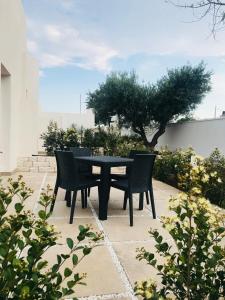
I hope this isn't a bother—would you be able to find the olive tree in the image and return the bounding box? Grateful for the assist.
[87,63,211,148]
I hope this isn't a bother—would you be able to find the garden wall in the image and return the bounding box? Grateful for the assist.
[17,156,56,173]
[153,117,225,157]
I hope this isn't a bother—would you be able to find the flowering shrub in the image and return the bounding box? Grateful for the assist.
[153,147,194,187]
[204,148,225,208]
[154,147,225,208]
[135,174,225,299]
[0,176,103,299]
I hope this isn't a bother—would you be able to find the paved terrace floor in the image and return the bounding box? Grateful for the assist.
[2,171,179,300]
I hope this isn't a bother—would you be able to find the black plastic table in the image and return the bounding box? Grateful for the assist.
[74,156,133,220]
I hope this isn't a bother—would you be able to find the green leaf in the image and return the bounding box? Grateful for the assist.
[67,280,76,289]
[78,225,85,232]
[61,254,70,260]
[57,255,62,264]
[38,210,46,220]
[64,267,72,277]
[83,247,91,256]
[37,261,48,270]
[66,238,74,250]
[72,254,78,265]
[0,246,8,257]
[15,203,23,213]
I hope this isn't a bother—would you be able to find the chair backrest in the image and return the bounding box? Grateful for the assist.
[70,147,92,174]
[128,154,156,193]
[129,149,150,158]
[70,147,92,157]
[55,150,79,190]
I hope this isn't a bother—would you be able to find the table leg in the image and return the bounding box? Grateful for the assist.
[98,165,111,220]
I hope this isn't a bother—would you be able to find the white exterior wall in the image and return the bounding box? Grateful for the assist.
[0,0,39,172]
[153,118,225,157]
[38,109,95,151]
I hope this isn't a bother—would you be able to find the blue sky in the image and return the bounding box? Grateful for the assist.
[22,0,225,118]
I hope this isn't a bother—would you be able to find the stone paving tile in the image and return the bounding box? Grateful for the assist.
[113,241,161,287]
[49,217,99,245]
[42,244,126,298]
[101,216,171,242]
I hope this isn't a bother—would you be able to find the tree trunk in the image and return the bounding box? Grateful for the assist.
[132,126,149,147]
[148,124,166,149]
[133,124,166,149]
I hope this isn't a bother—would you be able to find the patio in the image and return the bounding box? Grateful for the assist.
[2,171,179,299]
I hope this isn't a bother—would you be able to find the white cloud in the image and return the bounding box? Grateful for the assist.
[27,40,38,53]
[27,22,118,72]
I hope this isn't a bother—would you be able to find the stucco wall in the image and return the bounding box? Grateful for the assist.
[153,118,225,157]
[0,0,39,172]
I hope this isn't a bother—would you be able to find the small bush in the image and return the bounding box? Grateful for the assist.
[154,147,225,208]
[135,164,225,300]
[40,121,65,155]
[0,176,103,299]
[40,121,80,155]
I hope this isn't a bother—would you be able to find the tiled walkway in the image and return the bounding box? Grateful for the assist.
[2,172,179,300]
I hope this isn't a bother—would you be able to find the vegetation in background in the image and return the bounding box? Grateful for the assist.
[0,176,103,299]
[154,147,225,208]
[87,63,211,148]
[40,121,65,155]
[135,165,225,299]
[41,122,147,156]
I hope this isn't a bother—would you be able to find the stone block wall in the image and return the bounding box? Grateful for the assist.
[17,156,56,172]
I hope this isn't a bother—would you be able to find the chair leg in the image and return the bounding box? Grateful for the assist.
[88,187,91,197]
[139,193,144,210]
[145,191,150,205]
[65,191,71,207]
[149,186,156,219]
[128,192,133,226]
[123,191,128,210]
[81,190,85,209]
[70,191,77,224]
[84,189,88,208]
[50,184,58,213]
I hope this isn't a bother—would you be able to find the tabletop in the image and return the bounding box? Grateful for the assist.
[74,155,133,167]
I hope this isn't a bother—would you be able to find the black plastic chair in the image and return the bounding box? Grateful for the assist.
[111,150,151,205]
[53,149,72,207]
[111,154,156,226]
[70,147,100,196]
[50,151,99,224]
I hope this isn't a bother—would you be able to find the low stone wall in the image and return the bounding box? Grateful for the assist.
[17,156,56,173]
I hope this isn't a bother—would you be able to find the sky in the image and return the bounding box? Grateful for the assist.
[22,0,225,119]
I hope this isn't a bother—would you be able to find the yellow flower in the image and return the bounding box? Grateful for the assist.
[202,174,209,183]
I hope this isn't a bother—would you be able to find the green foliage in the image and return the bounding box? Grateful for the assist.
[40,121,65,155]
[135,167,225,300]
[87,64,211,147]
[0,176,103,299]
[40,121,80,155]
[63,124,80,149]
[41,121,148,156]
[154,147,225,208]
